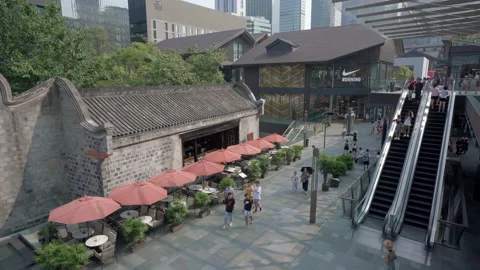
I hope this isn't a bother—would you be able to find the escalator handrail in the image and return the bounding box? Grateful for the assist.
[426,88,456,249]
[384,91,432,239]
[352,90,409,226]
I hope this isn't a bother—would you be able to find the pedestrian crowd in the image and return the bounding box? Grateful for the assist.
[222,182,262,230]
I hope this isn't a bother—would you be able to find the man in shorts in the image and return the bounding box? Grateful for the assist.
[223,193,235,230]
[243,193,254,229]
[363,149,370,171]
[253,181,262,213]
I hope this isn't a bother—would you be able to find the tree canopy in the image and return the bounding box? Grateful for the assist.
[392,66,415,81]
[1,0,228,94]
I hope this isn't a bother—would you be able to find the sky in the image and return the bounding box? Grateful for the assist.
[184,0,312,30]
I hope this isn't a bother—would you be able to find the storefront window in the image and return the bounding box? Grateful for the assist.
[261,93,304,120]
[259,65,305,88]
[332,61,370,88]
[310,95,330,114]
[332,95,367,119]
[311,65,333,88]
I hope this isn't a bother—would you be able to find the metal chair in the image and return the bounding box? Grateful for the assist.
[94,245,118,269]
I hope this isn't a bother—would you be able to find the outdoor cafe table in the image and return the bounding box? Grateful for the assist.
[120,210,139,219]
[200,188,217,194]
[85,235,108,248]
[138,216,153,224]
[72,228,94,239]
[188,184,203,191]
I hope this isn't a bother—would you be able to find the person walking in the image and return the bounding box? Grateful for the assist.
[224,184,235,198]
[342,126,347,140]
[439,86,449,113]
[393,114,403,140]
[383,240,397,270]
[301,168,310,195]
[414,77,424,104]
[245,182,254,199]
[291,171,299,192]
[243,193,254,229]
[223,193,235,229]
[253,181,262,213]
[403,111,413,137]
[363,149,370,171]
[431,83,440,108]
[343,139,349,154]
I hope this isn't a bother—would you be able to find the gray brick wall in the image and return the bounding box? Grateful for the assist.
[0,90,71,236]
[101,135,174,195]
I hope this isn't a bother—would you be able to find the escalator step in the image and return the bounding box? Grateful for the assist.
[406,205,430,214]
[403,217,428,228]
[408,198,432,207]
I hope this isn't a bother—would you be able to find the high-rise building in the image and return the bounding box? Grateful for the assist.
[311,0,342,28]
[215,0,246,16]
[245,16,272,35]
[279,0,306,32]
[246,0,272,23]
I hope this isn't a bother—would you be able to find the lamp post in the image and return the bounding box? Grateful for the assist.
[310,145,320,224]
[322,119,331,149]
[303,110,308,147]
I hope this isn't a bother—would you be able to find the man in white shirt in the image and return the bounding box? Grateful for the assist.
[253,181,262,213]
[224,184,235,199]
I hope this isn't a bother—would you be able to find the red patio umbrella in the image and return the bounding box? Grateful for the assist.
[182,159,225,176]
[48,196,121,224]
[148,169,196,188]
[204,149,242,163]
[262,133,289,143]
[227,143,261,155]
[109,181,167,205]
[246,138,276,149]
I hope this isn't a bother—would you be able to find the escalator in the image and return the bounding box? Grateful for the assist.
[368,100,420,219]
[404,101,449,229]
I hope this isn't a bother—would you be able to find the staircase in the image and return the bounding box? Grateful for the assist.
[404,101,448,229]
[369,100,419,219]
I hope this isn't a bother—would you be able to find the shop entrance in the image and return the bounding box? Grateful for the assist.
[181,122,239,166]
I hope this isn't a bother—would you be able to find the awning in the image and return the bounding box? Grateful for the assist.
[333,0,480,39]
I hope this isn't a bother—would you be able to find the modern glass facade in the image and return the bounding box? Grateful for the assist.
[279,0,306,32]
[245,16,272,34]
[311,0,342,28]
[58,0,130,48]
[259,65,305,88]
[215,0,245,16]
[261,93,305,120]
[246,0,273,23]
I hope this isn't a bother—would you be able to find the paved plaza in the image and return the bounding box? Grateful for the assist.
[66,122,477,270]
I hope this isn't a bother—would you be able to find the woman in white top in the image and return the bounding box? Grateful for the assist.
[439,86,449,113]
[403,111,414,137]
[431,83,440,108]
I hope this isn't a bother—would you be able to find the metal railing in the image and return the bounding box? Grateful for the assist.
[351,90,409,227]
[339,161,377,222]
[383,90,431,239]
[427,86,457,249]
[282,120,297,137]
[371,79,409,92]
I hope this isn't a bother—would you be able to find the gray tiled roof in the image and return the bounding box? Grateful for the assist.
[232,24,387,66]
[156,29,252,52]
[80,84,257,137]
[251,33,268,43]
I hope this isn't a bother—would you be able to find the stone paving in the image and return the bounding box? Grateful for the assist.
[69,122,477,270]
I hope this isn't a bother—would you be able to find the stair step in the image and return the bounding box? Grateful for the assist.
[403,217,428,228]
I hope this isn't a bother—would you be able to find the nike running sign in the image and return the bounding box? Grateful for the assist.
[342,69,360,76]
[342,69,361,82]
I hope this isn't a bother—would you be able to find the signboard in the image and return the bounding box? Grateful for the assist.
[427,71,435,78]
[342,69,361,82]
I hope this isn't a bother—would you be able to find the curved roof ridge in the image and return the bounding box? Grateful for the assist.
[0,73,54,107]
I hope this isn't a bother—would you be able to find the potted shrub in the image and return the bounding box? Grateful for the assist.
[38,223,59,244]
[247,160,262,181]
[34,240,88,270]
[166,203,188,233]
[292,145,304,161]
[219,177,236,191]
[258,156,271,178]
[318,154,335,191]
[194,192,211,218]
[122,217,148,252]
[337,155,354,170]
[272,151,286,170]
[285,147,294,165]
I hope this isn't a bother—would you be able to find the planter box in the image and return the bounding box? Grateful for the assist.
[169,223,183,233]
[198,209,211,218]
[330,178,340,188]
[130,241,145,253]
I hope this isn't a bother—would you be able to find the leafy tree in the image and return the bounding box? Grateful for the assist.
[0,0,103,93]
[186,48,227,84]
[34,240,88,270]
[80,26,118,56]
[392,66,415,81]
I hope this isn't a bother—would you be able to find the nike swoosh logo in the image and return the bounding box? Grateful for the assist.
[342,69,360,76]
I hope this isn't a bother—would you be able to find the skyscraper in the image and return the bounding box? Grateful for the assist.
[279,0,306,32]
[311,0,342,28]
[246,0,272,23]
[215,0,245,16]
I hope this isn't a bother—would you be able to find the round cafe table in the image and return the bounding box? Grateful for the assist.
[120,210,139,219]
[85,235,108,248]
[201,188,217,194]
[138,216,153,224]
[72,228,94,239]
[188,184,202,191]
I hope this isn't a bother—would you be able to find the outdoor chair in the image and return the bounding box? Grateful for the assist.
[147,209,165,233]
[101,230,117,250]
[94,245,118,269]
[56,227,68,239]
[140,205,149,216]
[92,222,104,237]
[210,182,219,189]
[66,224,79,233]
[86,248,95,259]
